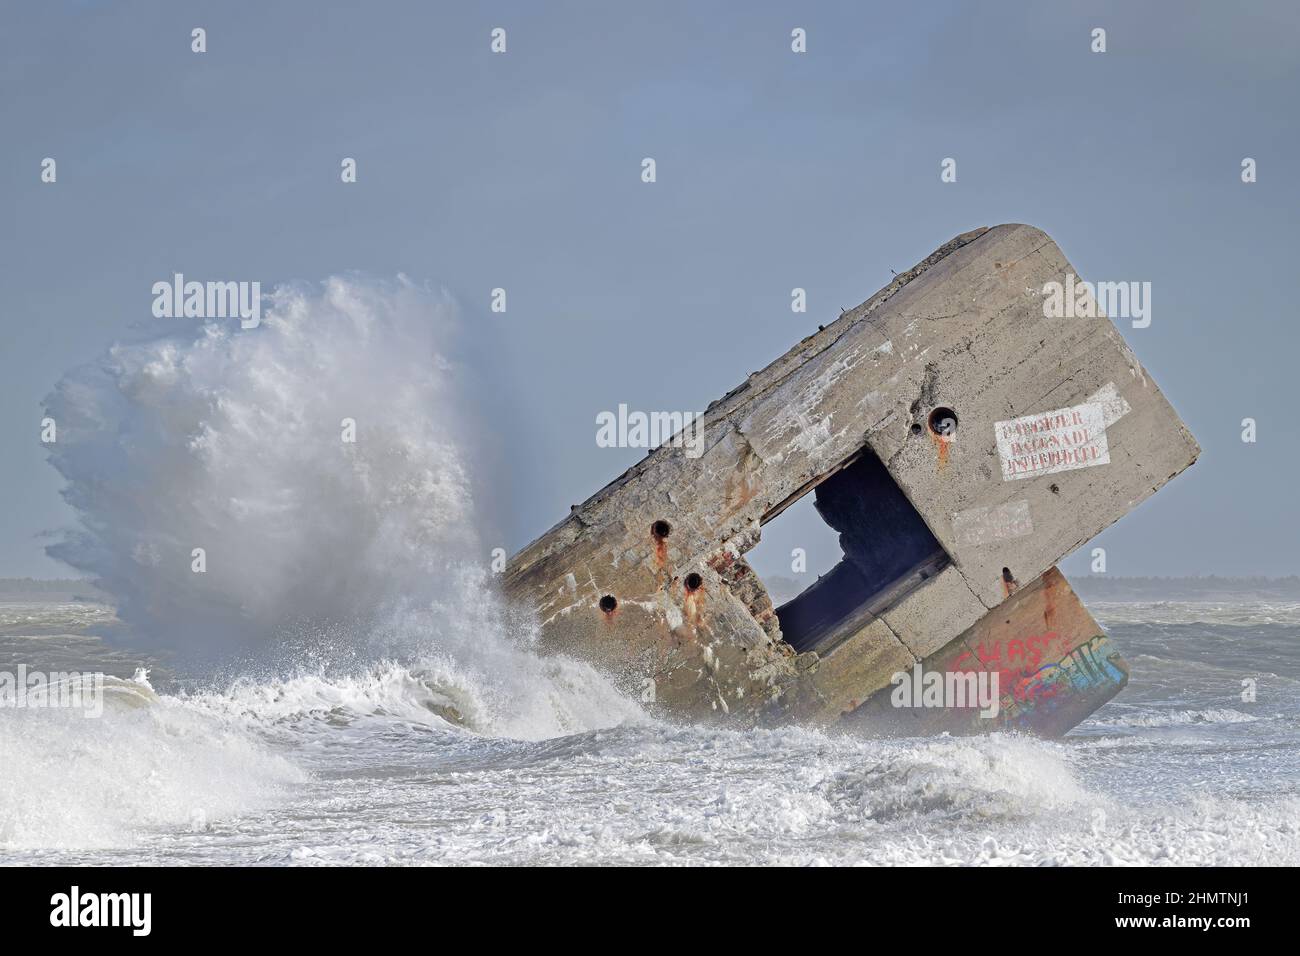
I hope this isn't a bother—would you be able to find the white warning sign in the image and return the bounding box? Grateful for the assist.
[995,401,1110,481]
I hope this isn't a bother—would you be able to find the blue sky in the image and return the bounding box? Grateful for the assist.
[2,1,1297,578]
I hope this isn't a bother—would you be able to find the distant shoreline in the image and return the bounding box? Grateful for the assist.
[3,575,1300,606]
[0,578,111,603]
[758,573,1300,605]
[1066,574,1300,602]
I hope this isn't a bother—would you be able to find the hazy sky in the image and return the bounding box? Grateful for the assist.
[2,1,1297,579]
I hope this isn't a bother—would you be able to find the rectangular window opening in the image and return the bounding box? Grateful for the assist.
[748,447,950,655]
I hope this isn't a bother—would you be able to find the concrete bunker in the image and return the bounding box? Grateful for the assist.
[503,224,1201,734]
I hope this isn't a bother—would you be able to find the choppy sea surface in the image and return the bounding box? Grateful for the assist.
[1,598,1296,866]
[7,279,1296,865]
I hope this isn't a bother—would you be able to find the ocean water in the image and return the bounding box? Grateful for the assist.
[4,277,1296,865]
[1,598,1296,866]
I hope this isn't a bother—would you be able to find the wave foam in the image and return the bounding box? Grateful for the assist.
[0,672,303,851]
[37,276,640,738]
[1087,708,1261,728]
[43,277,480,652]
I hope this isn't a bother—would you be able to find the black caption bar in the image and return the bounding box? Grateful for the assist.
[0,865,1284,942]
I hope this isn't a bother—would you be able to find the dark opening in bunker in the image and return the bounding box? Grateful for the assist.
[928,407,958,437]
[757,448,949,655]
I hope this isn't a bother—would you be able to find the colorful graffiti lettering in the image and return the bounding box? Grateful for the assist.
[949,632,1125,708]
[954,632,1065,671]
[908,631,1130,738]
[952,631,1066,699]
[1020,635,1126,701]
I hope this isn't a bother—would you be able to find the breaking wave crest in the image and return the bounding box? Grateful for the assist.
[39,276,637,731]
[4,277,650,851]
[38,289,633,681]
[0,670,304,851]
[1,651,643,852]
[185,641,647,743]
[43,276,484,652]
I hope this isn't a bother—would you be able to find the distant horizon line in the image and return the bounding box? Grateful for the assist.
[4,574,1299,585]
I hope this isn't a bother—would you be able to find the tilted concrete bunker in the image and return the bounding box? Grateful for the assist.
[504,225,1199,735]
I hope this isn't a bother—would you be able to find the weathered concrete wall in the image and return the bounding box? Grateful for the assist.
[503,224,1199,727]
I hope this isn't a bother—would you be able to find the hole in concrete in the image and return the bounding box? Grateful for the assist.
[910,423,923,435]
[599,595,618,613]
[651,519,671,539]
[751,447,951,655]
[928,407,958,437]
[1001,567,1015,583]
[745,495,842,598]
[684,572,703,592]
